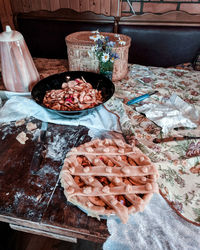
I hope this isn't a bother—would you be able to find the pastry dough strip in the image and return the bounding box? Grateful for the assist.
[64,164,157,177]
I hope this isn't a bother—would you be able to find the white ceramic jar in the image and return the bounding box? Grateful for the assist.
[0,25,40,92]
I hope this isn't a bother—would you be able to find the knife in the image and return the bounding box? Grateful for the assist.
[126,91,158,105]
[153,136,200,144]
[30,121,48,174]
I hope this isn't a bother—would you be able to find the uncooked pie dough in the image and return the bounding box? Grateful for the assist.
[16,131,29,144]
[60,138,159,223]
[26,122,37,131]
[15,119,25,126]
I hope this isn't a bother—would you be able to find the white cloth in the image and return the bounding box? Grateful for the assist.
[0,95,120,132]
[103,194,200,250]
[136,94,199,134]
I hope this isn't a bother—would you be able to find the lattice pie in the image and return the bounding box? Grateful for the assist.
[60,138,159,223]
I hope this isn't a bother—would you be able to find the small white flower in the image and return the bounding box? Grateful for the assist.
[101,53,109,62]
[89,35,101,41]
[118,40,126,45]
[91,30,99,34]
[91,45,97,51]
[114,34,120,38]
[110,57,115,63]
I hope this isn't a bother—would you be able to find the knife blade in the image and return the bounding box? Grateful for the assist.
[153,136,200,144]
[30,121,48,174]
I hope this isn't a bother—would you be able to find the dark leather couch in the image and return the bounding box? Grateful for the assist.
[118,25,200,67]
[14,9,200,68]
[15,9,115,59]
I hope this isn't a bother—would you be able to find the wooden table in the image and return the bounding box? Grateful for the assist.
[0,118,109,243]
[1,58,200,248]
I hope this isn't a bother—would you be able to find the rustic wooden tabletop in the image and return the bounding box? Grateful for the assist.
[0,118,109,243]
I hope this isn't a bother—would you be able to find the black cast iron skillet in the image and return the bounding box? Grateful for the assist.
[31,71,115,118]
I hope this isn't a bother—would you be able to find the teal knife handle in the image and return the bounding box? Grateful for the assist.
[127,94,150,105]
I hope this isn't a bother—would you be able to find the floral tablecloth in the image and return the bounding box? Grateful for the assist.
[1,58,199,226]
[105,64,200,226]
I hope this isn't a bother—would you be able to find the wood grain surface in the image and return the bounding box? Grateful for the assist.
[0,117,109,243]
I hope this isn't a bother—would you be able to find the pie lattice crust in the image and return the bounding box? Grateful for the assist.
[60,138,159,223]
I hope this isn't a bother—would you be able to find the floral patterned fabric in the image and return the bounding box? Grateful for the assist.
[105,64,200,226]
[170,62,194,71]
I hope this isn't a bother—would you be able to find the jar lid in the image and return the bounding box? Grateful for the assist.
[0,25,24,42]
